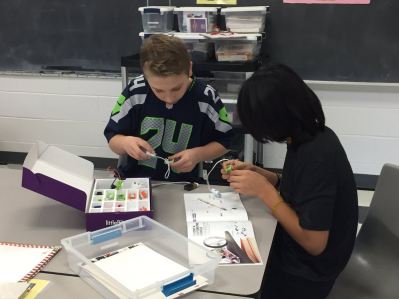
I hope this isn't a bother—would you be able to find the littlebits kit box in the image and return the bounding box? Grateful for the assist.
[22,142,153,231]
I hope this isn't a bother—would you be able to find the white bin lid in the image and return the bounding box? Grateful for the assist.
[173,32,207,40]
[139,6,175,13]
[174,7,219,12]
[221,6,268,13]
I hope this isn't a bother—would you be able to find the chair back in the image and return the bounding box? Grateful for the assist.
[359,163,399,239]
[328,163,399,299]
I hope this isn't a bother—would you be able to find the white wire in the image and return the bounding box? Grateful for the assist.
[148,152,229,186]
[147,152,171,180]
[205,158,229,192]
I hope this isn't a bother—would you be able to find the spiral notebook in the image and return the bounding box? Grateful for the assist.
[0,242,61,282]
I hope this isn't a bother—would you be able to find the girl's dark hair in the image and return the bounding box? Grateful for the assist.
[237,63,325,145]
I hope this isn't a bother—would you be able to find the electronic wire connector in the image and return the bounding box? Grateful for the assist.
[210,188,222,198]
[205,158,229,198]
[146,151,171,179]
[225,164,233,174]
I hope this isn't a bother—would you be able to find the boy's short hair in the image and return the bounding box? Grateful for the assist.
[140,34,190,77]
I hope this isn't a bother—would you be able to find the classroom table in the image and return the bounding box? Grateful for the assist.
[35,273,249,299]
[0,165,276,298]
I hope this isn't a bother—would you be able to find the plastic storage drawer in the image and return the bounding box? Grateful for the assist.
[139,6,175,33]
[140,32,214,62]
[221,6,268,33]
[214,34,262,62]
[174,32,214,62]
[205,71,247,94]
[174,7,218,33]
[61,216,220,299]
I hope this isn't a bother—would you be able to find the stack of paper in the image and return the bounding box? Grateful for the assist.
[82,242,208,298]
[0,242,60,282]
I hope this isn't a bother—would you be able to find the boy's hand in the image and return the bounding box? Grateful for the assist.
[169,148,200,173]
[221,160,254,181]
[123,136,154,161]
[228,169,274,198]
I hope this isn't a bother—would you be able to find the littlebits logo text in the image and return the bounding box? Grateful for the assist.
[105,220,122,226]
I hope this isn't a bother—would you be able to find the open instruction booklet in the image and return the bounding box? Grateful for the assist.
[184,192,262,265]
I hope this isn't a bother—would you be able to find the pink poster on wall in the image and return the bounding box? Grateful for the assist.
[283,0,370,4]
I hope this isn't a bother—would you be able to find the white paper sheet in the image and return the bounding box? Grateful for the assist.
[0,243,59,282]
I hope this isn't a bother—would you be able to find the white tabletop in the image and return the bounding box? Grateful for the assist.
[0,165,276,297]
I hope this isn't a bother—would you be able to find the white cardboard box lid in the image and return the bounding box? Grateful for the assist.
[23,141,94,201]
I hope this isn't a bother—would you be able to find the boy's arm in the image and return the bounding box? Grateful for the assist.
[109,134,153,161]
[198,85,234,156]
[104,75,152,161]
[191,141,228,161]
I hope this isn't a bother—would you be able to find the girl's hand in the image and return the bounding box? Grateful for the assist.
[228,169,274,198]
[221,160,254,181]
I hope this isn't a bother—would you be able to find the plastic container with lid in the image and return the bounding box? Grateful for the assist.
[138,6,175,33]
[61,216,220,299]
[174,7,219,33]
[173,33,214,62]
[221,6,268,33]
[210,71,247,94]
[139,32,214,62]
[214,34,262,62]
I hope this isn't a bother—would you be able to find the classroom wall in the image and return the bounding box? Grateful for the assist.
[0,74,119,158]
[1,75,399,175]
[262,81,399,175]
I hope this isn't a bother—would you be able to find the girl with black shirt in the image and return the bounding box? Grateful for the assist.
[221,64,358,299]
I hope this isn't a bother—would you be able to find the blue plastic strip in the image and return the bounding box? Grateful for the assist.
[90,229,122,245]
[162,273,196,297]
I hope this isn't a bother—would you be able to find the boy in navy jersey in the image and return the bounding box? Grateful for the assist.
[104,34,233,181]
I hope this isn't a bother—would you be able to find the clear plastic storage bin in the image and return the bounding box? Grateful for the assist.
[201,72,246,95]
[174,7,218,33]
[221,6,268,33]
[223,100,240,126]
[140,32,214,62]
[214,34,262,62]
[174,33,214,62]
[61,216,220,299]
[139,6,175,32]
[209,71,247,94]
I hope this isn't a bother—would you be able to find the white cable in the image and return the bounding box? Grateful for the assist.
[146,152,229,191]
[146,152,171,180]
[205,158,229,197]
